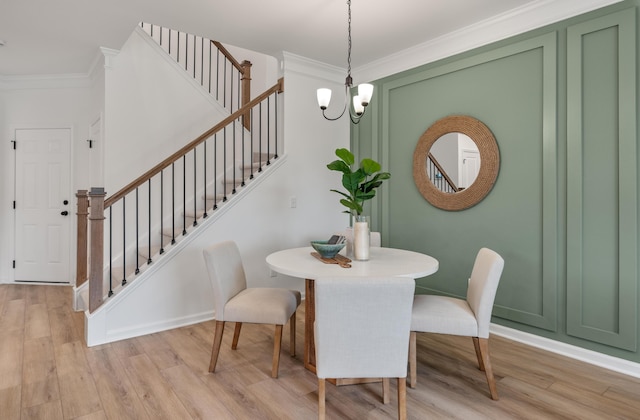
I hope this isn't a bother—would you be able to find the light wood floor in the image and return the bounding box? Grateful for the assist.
[1,284,639,419]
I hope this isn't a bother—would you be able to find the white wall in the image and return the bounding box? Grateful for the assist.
[104,27,231,194]
[0,78,101,283]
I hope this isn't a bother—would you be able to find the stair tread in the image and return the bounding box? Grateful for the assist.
[184,209,208,219]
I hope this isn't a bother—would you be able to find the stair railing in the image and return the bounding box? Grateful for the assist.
[139,23,252,129]
[427,153,461,193]
[77,78,283,312]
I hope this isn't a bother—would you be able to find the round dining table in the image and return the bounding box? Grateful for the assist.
[266,246,439,380]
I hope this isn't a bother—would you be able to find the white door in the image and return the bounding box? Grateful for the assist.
[14,128,72,283]
[461,149,480,189]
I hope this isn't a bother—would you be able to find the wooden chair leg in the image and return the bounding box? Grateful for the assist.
[289,312,296,357]
[209,320,225,372]
[476,337,499,400]
[272,324,283,378]
[472,337,486,371]
[318,378,326,420]
[409,331,417,388]
[382,378,390,404]
[398,377,407,420]
[231,322,242,350]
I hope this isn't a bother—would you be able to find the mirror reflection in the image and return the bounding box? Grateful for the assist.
[412,115,499,211]
[428,133,480,193]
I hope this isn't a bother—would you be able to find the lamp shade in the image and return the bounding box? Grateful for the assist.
[352,95,364,116]
[317,88,332,110]
[358,83,374,106]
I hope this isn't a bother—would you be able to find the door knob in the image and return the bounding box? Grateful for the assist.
[61,211,69,216]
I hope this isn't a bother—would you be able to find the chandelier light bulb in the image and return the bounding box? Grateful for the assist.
[358,84,373,106]
[352,95,364,116]
[317,88,332,110]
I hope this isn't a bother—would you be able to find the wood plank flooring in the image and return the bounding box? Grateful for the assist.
[1,283,639,419]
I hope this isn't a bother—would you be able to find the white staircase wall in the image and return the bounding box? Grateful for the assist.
[103,26,232,195]
[86,157,281,345]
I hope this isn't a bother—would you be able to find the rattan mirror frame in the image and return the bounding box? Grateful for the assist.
[413,115,499,211]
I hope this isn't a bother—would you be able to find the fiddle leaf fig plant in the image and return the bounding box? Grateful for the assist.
[327,148,391,216]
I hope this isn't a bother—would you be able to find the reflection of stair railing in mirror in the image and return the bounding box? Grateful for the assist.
[427,153,460,193]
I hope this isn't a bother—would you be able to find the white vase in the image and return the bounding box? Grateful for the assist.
[353,215,370,261]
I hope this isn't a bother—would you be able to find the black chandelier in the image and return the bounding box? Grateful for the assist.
[317,0,373,124]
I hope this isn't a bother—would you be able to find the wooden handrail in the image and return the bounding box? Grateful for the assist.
[428,153,460,192]
[104,77,284,208]
[211,41,252,130]
[212,41,245,74]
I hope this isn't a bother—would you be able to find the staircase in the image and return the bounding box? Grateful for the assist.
[74,24,284,345]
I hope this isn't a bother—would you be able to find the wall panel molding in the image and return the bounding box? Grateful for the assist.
[566,9,637,351]
[380,32,558,331]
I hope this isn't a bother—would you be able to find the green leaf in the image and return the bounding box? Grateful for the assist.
[330,189,352,200]
[327,160,350,174]
[342,171,365,194]
[355,189,376,201]
[335,148,355,166]
[361,180,382,193]
[360,158,381,175]
[339,199,360,213]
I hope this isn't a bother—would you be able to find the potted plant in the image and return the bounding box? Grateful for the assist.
[327,148,391,216]
[327,148,390,260]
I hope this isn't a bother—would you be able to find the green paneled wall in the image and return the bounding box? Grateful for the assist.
[355,2,639,361]
[567,10,637,351]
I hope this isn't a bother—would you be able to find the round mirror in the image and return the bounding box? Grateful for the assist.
[429,132,480,193]
[413,115,499,211]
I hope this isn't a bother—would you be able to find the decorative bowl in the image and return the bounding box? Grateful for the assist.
[310,240,346,259]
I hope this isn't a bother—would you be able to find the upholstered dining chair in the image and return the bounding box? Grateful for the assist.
[203,240,301,378]
[314,276,415,420]
[409,247,504,400]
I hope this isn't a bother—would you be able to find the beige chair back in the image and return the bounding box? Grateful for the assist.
[314,276,415,379]
[466,247,505,338]
[203,240,248,321]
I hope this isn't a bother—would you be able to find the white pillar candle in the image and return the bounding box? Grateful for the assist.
[353,221,370,261]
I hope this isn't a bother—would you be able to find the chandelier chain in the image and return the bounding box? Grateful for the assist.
[347,0,352,80]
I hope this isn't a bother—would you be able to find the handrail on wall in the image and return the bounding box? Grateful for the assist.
[77,78,284,313]
[428,153,460,193]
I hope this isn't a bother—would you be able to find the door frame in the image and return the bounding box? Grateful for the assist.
[460,148,480,189]
[9,123,76,284]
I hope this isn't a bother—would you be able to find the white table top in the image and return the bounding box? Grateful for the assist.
[266,246,439,280]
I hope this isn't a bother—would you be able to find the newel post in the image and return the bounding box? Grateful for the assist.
[241,60,252,130]
[88,187,106,312]
[75,190,89,288]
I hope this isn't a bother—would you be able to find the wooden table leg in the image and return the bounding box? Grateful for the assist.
[304,279,316,373]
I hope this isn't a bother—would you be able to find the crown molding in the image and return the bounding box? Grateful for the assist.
[0,47,118,91]
[0,72,92,90]
[281,51,345,84]
[355,0,624,82]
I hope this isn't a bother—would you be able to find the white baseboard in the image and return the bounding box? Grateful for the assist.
[491,323,640,379]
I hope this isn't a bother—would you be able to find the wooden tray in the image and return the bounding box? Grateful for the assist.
[311,252,352,268]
